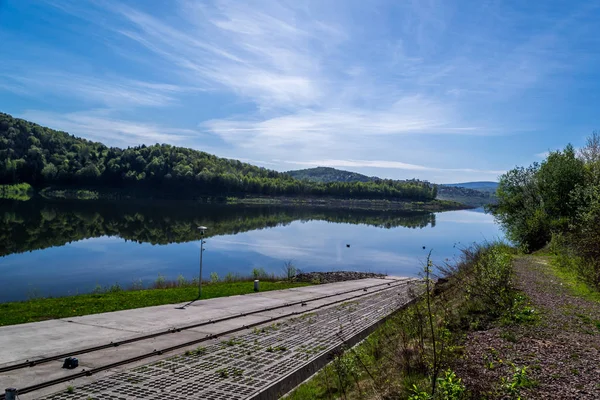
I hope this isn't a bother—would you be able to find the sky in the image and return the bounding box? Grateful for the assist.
[1,0,599,183]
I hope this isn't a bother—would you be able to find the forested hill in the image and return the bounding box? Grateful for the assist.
[0,112,437,201]
[287,166,497,206]
[287,167,374,183]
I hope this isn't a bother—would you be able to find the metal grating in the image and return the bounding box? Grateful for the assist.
[38,282,418,400]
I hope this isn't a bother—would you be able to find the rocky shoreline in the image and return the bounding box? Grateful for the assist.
[295,271,386,284]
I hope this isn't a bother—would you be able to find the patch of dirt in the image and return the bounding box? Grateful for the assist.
[456,256,600,399]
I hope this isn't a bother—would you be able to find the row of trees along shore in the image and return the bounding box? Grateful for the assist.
[0,112,437,200]
[492,131,600,288]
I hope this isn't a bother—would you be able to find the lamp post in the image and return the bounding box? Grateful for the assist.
[198,226,207,299]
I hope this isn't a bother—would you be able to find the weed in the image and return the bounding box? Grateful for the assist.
[66,386,75,394]
[501,294,538,325]
[436,370,466,399]
[500,330,518,343]
[216,368,229,378]
[283,260,297,282]
[501,364,537,399]
[108,283,122,293]
[252,267,269,280]
[155,274,166,289]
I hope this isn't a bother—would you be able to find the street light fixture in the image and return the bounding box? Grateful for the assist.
[198,226,207,299]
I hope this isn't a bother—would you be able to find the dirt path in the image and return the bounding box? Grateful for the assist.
[457,256,600,399]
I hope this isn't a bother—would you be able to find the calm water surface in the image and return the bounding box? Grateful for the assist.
[0,199,502,302]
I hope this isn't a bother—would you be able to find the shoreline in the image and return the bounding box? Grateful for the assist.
[31,186,471,212]
[0,280,310,327]
[0,271,391,327]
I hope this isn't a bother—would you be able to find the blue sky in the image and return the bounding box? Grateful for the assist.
[1,0,599,183]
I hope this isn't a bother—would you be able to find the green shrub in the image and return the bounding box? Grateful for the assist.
[252,267,269,280]
[466,246,514,316]
[436,370,466,399]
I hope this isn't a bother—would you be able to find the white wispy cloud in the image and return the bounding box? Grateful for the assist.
[20,109,199,146]
[5,0,598,181]
[0,71,188,108]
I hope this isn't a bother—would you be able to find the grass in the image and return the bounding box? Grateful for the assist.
[541,254,600,303]
[0,281,311,327]
[287,243,531,400]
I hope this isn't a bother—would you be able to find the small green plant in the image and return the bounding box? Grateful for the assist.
[283,260,297,282]
[177,274,187,286]
[216,368,229,378]
[194,346,207,355]
[501,294,538,325]
[500,330,518,343]
[265,345,286,353]
[66,386,75,394]
[436,370,466,399]
[408,385,431,400]
[210,272,219,283]
[155,274,166,289]
[131,279,144,290]
[252,267,269,280]
[501,364,536,399]
[108,283,122,293]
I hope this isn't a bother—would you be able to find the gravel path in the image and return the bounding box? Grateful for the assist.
[457,256,600,399]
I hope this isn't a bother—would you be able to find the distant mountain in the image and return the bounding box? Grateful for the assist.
[445,181,498,194]
[445,181,498,189]
[286,167,375,183]
[286,167,498,207]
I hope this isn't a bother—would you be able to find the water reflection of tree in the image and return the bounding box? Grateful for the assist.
[0,199,436,257]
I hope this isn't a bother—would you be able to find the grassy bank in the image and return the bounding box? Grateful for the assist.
[536,248,600,303]
[0,280,310,327]
[288,243,538,399]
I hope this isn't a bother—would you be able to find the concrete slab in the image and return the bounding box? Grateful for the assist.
[23,282,417,400]
[0,277,414,399]
[0,320,138,365]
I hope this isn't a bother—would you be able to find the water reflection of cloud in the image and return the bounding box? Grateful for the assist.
[68,235,124,252]
[435,210,496,224]
[207,220,421,272]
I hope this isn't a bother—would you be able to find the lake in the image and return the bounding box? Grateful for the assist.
[0,199,502,302]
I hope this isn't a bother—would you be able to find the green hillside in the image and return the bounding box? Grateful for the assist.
[286,167,374,183]
[286,166,496,206]
[0,112,437,201]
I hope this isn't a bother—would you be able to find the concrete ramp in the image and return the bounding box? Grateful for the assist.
[0,277,419,399]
